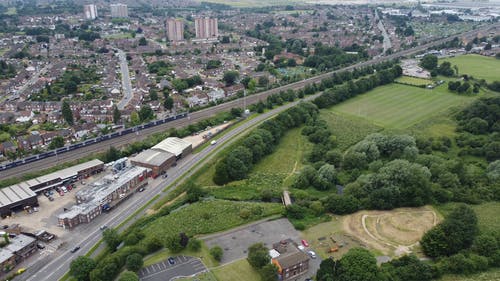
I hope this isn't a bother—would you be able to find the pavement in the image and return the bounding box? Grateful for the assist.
[139,256,206,281]
[203,218,321,281]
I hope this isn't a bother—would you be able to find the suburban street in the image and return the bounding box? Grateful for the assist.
[2,21,498,181]
[116,48,133,110]
[375,10,392,54]
[14,92,322,281]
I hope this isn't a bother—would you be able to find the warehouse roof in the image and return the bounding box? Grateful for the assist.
[152,137,192,157]
[0,184,37,208]
[130,149,175,166]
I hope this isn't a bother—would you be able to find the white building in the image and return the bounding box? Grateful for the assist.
[83,4,98,20]
[110,3,128,18]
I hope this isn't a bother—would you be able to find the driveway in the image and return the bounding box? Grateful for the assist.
[139,256,206,281]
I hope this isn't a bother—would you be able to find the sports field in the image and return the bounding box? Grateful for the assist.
[330,84,473,129]
[441,54,500,82]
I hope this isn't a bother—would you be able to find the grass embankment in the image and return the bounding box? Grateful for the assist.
[441,54,500,83]
[330,83,474,129]
[143,199,283,243]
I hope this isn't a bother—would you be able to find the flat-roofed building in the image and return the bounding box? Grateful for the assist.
[0,185,37,217]
[58,164,149,229]
[110,3,128,18]
[0,234,37,270]
[166,18,184,42]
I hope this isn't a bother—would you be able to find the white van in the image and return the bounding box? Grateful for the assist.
[210,140,217,145]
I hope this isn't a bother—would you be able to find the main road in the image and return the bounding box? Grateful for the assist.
[15,92,322,281]
[1,22,498,181]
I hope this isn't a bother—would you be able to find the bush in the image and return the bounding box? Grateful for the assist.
[210,246,223,262]
[125,253,143,272]
[187,238,202,252]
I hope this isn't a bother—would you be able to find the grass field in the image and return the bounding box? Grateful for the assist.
[435,202,500,236]
[143,199,283,242]
[320,111,382,151]
[442,54,500,82]
[212,259,260,281]
[199,127,311,201]
[143,242,218,268]
[330,83,474,129]
[395,76,432,87]
[439,268,500,281]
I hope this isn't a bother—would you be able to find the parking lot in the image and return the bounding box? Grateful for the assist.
[138,256,206,281]
[203,218,321,281]
[203,218,301,264]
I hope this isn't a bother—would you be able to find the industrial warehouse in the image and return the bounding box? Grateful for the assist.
[130,137,192,178]
[0,160,104,217]
[57,160,149,229]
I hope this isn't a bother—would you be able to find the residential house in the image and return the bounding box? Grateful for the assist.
[41,131,59,145]
[0,141,17,155]
[271,240,310,281]
[223,84,245,97]
[27,134,44,149]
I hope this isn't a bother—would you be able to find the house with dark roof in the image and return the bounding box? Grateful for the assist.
[271,239,310,281]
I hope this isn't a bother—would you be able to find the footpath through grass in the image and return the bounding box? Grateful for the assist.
[441,54,500,83]
[330,83,474,129]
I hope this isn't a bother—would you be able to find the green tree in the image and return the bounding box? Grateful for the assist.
[102,228,121,252]
[259,263,278,281]
[125,253,143,272]
[472,234,498,257]
[130,111,140,125]
[113,105,121,124]
[138,105,154,122]
[420,54,438,70]
[317,258,337,281]
[49,136,65,149]
[421,204,478,257]
[70,256,96,281]
[210,246,223,262]
[337,248,380,281]
[62,100,74,125]
[164,96,174,110]
[223,70,239,86]
[138,37,147,46]
[118,271,139,281]
[247,243,270,269]
[187,238,202,251]
[165,234,183,253]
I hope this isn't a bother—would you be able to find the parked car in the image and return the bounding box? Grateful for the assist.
[67,185,72,191]
[298,245,305,252]
[163,174,168,179]
[307,251,317,259]
[168,257,175,265]
[58,190,64,196]
[37,243,45,249]
[48,196,54,201]
[301,239,309,247]
[70,246,80,253]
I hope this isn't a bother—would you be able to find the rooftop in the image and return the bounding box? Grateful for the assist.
[130,149,175,166]
[0,184,37,208]
[152,137,192,157]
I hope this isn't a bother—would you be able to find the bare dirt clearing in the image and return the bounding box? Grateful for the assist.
[343,206,439,256]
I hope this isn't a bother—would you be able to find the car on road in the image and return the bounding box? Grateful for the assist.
[307,250,317,259]
[100,225,107,230]
[301,239,309,247]
[138,187,145,192]
[70,246,80,253]
[168,257,175,265]
[163,174,168,178]
[210,140,217,145]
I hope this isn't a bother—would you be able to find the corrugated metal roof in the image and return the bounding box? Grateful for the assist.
[0,184,36,207]
[130,149,175,166]
[152,137,192,157]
